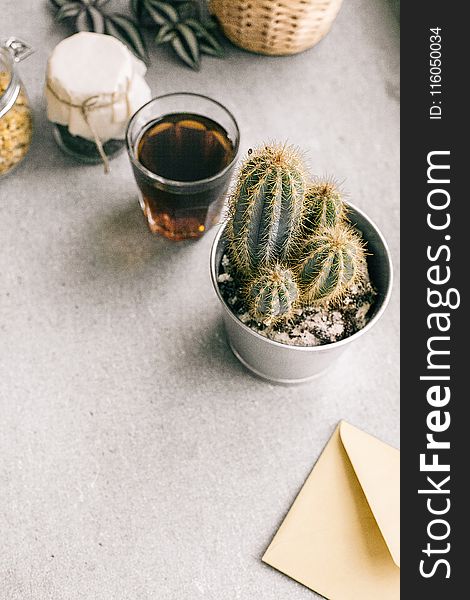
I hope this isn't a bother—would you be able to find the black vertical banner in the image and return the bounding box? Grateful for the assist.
[401,2,465,597]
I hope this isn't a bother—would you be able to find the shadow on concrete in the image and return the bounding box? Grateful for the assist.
[99,204,197,266]
[27,107,76,175]
[168,311,260,390]
[67,201,205,292]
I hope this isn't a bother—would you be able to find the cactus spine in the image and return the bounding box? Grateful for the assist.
[225,143,368,323]
[298,225,366,303]
[227,144,307,273]
[248,265,299,322]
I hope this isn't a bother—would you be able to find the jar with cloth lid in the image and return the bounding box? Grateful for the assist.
[0,38,33,179]
[46,32,151,172]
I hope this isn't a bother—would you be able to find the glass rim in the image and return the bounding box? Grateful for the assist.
[126,92,240,189]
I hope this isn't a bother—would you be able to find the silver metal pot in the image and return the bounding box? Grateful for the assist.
[210,203,393,384]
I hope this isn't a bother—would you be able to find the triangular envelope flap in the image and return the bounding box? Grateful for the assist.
[339,421,400,567]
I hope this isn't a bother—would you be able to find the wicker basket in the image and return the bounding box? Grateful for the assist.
[210,0,343,56]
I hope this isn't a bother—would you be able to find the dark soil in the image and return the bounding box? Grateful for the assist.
[217,254,378,347]
[56,124,125,160]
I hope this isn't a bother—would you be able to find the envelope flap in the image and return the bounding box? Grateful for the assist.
[339,421,400,567]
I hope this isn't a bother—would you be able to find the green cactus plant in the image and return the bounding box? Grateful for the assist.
[227,144,307,274]
[303,180,345,232]
[248,265,299,322]
[225,143,368,323]
[298,224,366,304]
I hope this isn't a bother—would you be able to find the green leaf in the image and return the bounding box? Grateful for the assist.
[76,9,92,31]
[104,17,121,38]
[94,0,111,6]
[184,18,224,56]
[105,14,148,62]
[171,26,200,70]
[155,23,176,45]
[176,23,199,63]
[200,42,223,58]
[55,2,82,20]
[145,0,179,24]
[87,6,105,33]
[171,36,198,69]
[144,5,167,25]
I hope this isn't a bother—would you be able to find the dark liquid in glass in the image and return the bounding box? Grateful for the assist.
[133,113,235,240]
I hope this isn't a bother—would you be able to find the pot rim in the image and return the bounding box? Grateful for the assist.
[210,202,393,353]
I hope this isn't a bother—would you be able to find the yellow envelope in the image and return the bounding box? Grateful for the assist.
[262,421,400,599]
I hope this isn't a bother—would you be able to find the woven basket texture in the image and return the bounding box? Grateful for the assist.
[210,0,343,56]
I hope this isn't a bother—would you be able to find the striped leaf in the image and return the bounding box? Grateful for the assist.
[171,33,199,70]
[76,9,92,31]
[155,23,176,45]
[175,23,200,66]
[199,42,223,58]
[145,0,179,24]
[105,14,148,62]
[185,18,224,57]
[87,6,105,33]
[55,3,82,20]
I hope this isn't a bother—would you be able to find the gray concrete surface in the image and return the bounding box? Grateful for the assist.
[1,1,399,598]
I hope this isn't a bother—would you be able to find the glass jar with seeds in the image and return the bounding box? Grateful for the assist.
[0,38,33,178]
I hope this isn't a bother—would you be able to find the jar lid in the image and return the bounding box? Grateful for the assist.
[46,32,151,143]
[1,38,33,118]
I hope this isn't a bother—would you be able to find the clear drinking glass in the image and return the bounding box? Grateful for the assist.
[126,93,240,241]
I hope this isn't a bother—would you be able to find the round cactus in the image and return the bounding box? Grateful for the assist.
[303,181,345,232]
[248,264,299,322]
[227,144,307,273]
[298,224,366,304]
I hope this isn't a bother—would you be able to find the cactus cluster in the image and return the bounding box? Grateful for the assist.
[225,144,366,323]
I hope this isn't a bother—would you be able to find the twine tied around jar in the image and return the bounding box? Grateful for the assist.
[46,78,132,174]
